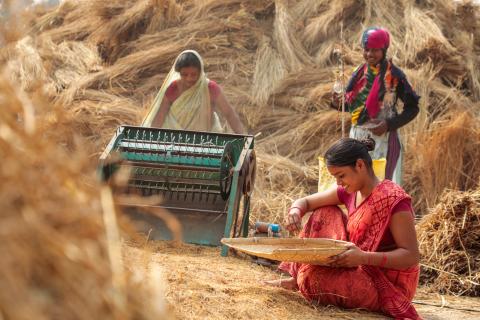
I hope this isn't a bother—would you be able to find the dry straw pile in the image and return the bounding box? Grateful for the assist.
[0,74,170,318]
[417,188,480,296]
[1,0,479,298]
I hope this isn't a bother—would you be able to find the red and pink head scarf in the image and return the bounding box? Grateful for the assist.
[362,27,390,50]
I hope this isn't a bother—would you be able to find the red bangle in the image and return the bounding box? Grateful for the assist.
[379,253,387,268]
[288,206,305,217]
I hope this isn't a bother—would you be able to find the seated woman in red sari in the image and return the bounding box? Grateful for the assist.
[265,138,421,320]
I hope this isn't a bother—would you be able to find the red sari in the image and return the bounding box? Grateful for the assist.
[279,180,420,319]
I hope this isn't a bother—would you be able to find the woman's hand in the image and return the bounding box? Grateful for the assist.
[367,119,388,136]
[284,208,302,232]
[331,92,342,109]
[327,243,366,268]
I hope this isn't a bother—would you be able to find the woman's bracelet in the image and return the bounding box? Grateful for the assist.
[366,253,372,266]
[378,253,388,268]
[288,206,305,218]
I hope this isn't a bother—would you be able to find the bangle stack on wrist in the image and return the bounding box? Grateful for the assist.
[288,206,305,218]
[378,253,388,268]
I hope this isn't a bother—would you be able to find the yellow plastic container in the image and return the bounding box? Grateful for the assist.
[318,157,386,192]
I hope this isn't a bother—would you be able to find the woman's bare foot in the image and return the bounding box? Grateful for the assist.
[262,277,298,291]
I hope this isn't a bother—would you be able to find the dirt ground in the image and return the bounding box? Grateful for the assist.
[124,242,480,320]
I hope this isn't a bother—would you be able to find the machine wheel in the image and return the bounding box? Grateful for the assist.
[219,142,234,200]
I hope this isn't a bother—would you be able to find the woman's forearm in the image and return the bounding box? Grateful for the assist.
[151,99,171,128]
[215,93,245,134]
[291,187,341,216]
[151,110,166,127]
[363,248,419,270]
[226,110,245,134]
[386,99,419,130]
[290,198,309,214]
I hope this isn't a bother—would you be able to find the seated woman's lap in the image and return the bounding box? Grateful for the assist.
[282,206,380,310]
[297,264,380,310]
[300,206,348,240]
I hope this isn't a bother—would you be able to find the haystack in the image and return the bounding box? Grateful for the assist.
[403,111,480,212]
[0,68,170,319]
[417,188,480,296]
[252,150,317,223]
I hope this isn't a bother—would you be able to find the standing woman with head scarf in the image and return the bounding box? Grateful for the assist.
[332,27,420,185]
[142,50,245,134]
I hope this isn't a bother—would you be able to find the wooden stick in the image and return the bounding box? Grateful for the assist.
[413,300,480,313]
[340,10,346,138]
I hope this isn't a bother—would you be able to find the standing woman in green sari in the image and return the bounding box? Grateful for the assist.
[142,50,245,134]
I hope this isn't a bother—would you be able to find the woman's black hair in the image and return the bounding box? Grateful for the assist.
[324,138,375,169]
[378,55,388,100]
[174,52,201,72]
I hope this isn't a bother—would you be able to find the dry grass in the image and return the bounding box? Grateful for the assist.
[128,241,387,320]
[250,35,287,106]
[39,3,104,43]
[6,36,47,91]
[251,150,317,224]
[417,188,480,296]
[0,74,170,319]
[402,4,456,67]
[127,240,480,319]
[2,0,480,307]
[301,0,362,57]
[267,67,340,112]
[272,0,313,71]
[89,0,184,63]
[255,110,347,163]
[404,111,480,212]
[67,91,142,154]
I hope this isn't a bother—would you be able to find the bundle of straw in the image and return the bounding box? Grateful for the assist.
[0,74,171,319]
[417,188,480,296]
[251,150,317,223]
[403,111,480,213]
